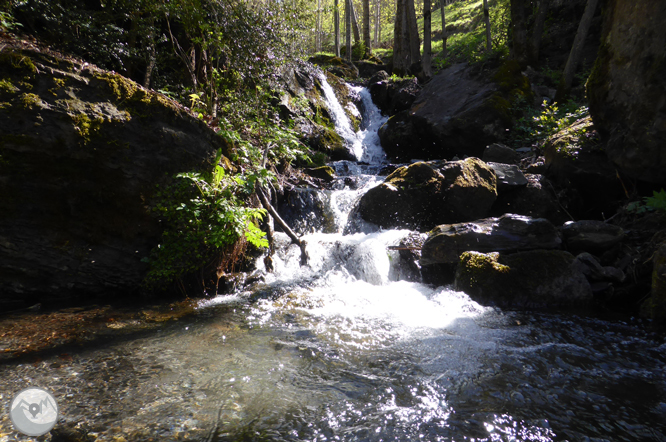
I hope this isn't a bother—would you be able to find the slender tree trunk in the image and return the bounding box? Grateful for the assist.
[528,0,550,65]
[510,0,529,67]
[482,0,492,52]
[393,0,408,74]
[422,0,432,77]
[363,0,371,54]
[555,0,599,101]
[406,0,420,66]
[346,0,352,61]
[335,0,341,57]
[439,0,447,58]
[373,0,379,46]
[377,0,381,45]
[316,0,321,52]
[350,0,361,44]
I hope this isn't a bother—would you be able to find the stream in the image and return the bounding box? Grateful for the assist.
[1,77,666,442]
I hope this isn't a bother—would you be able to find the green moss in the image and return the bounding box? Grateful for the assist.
[20,92,41,109]
[386,162,440,189]
[71,112,104,143]
[0,78,18,94]
[0,52,37,78]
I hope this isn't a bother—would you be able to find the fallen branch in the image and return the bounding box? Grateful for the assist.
[387,246,422,251]
[256,185,309,266]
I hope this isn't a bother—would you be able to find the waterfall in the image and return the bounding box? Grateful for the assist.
[317,73,387,164]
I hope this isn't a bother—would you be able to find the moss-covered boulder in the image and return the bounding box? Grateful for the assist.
[587,0,666,184]
[308,54,359,80]
[378,62,531,162]
[421,214,562,267]
[455,250,592,309]
[356,158,497,230]
[0,47,229,309]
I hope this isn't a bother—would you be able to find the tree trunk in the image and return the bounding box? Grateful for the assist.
[482,0,492,52]
[422,0,432,77]
[439,0,447,58]
[393,0,408,75]
[374,0,380,46]
[346,0,352,61]
[377,0,381,45]
[363,0,371,54]
[406,0,420,66]
[335,0,341,57]
[510,0,529,67]
[528,0,550,65]
[316,0,321,52]
[350,0,361,45]
[555,0,599,102]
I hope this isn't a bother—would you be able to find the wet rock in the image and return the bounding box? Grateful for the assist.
[278,188,337,235]
[356,158,497,231]
[543,116,625,219]
[368,75,421,116]
[378,62,529,162]
[455,250,592,308]
[572,252,625,283]
[587,0,666,184]
[0,48,228,307]
[560,220,625,254]
[309,54,359,79]
[482,143,520,165]
[420,214,562,267]
[304,166,336,183]
[356,61,387,79]
[487,162,528,193]
[641,242,666,324]
[489,174,567,224]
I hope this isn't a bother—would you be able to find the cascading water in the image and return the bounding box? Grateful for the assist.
[1,76,665,442]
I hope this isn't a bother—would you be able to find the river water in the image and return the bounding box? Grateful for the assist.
[1,78,665,442]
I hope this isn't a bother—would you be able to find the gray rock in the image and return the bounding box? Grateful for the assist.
[487,162,528,193]
[356,158,497,231]
[378,63,512,162]
[489,174,568,225]
[482,143,520,164]
[421,214,562,267]
[560,220,625,254]
[587,0,666,184]
[572,252,625,283]
[0,49,228,307]
[454,250,592,308]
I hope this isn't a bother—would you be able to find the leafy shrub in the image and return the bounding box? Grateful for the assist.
[144,150,269,290]
[509,100,590,149]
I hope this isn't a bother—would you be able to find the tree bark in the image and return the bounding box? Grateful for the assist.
[374,0,380,46]
[350,0,361,45]
[482,0,492,52]
[335,0,341,57]
[393,0,408,75]
[422,0,432,77]
[346,0,352,61]
[555,0,600,102]
[363,0,371,54]
[510,0,529,67]
[528,0,550,65]
[406,0,421,66]
[439,0,447,58]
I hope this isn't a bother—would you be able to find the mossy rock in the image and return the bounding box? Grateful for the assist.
[455,250,592,308]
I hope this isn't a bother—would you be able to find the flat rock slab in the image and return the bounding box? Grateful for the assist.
[421,213,561,266]
[487,162,528,193]
[560,220,625,254]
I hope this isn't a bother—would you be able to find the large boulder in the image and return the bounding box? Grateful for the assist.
[489,174,567,224]
[420,214,562,267]
[367,73,421,116]
[455,250,592,308]
[356,158,497,230]
[0,47,228,309]
[543,116,625,219]
[378,62,530,162]
[587,0,666,184]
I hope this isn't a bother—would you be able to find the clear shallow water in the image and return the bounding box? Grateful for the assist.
[1,77,665,442]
